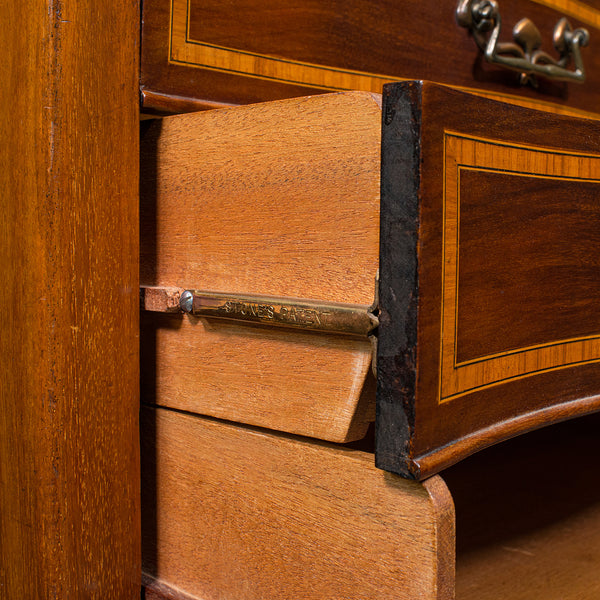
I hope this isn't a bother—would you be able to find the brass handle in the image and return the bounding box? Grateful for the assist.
[456,0,589,85]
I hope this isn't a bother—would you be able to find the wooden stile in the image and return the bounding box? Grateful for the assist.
[0,0,140,595]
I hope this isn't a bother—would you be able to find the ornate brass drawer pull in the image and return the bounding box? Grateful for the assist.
[456,0,589,85]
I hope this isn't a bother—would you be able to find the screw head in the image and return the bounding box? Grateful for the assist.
[179,290,194,313]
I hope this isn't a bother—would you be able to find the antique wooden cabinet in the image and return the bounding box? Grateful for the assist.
[6,0,598,598]
[140,80,600,599]
[138,1,600,599]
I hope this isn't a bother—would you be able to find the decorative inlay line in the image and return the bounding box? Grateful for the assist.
[532,0,600,29]
[440,132,600,403]
[168,0,396,92]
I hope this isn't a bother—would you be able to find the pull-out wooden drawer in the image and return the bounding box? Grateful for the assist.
[141,90,382,445]
[141,81,600,479]
[378,81,600,478]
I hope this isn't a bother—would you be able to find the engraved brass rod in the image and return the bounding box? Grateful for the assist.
[180,290,378,337]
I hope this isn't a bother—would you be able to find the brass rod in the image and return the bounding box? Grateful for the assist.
[179,289,378,337]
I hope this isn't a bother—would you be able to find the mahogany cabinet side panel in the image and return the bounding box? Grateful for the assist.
[0,0,140,595]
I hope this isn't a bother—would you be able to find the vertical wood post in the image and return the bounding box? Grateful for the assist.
[0,0,140,595]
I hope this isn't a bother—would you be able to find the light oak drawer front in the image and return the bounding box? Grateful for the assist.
[141,0,600,116]
[141,82,600,478]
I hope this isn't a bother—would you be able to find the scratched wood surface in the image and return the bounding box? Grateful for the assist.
[141,406,455,600]
[141,0,600,116]
[377,81,600,480]
[0,0,140,596]
[140,92,381,442]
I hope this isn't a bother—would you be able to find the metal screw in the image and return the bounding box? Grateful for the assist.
[179,290,194,313]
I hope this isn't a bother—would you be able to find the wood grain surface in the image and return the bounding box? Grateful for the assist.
[456,170,600,363]
[142,313,375,442]
[140,92,381,441]
[0,0,140,595]
[141,406,455,600]
[441,134,600,403]
[377,81,600,479]
[447,412,600,600]
[141,0,600,115]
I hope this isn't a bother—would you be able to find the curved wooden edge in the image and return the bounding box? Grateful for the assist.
[413,395,600,480]
[341,367,377,443]
[143,407,457,599]
[422,476,456,600]
[141,89,237,114]
[143,476,455,600]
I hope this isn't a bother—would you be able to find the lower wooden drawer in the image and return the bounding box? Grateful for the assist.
[141,407,600,600]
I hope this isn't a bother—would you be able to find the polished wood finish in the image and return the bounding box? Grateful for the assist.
[377,81,600,479]
[141,0,320,111]
[140,92,381,442]
[0,0,140,595]
[141,406,455,600]
[141,0,600,114]
[441,134,600,402]
[456,170,600,362]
